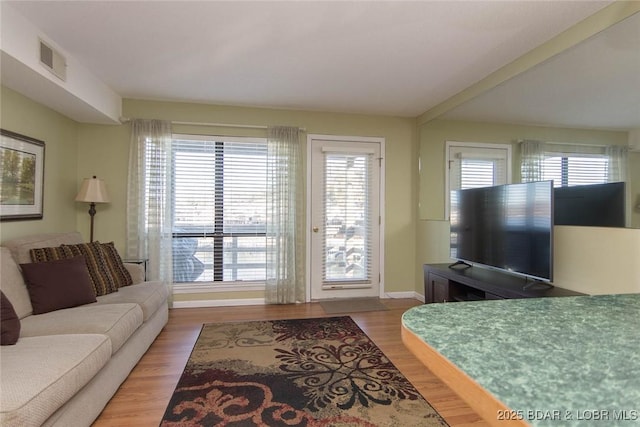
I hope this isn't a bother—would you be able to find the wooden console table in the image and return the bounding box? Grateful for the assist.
[402,294,640,426]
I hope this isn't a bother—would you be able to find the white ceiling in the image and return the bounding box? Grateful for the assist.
[442,12,640,130]
[4,0,627,127]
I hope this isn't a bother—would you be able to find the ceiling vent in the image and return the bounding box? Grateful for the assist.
[39,38,66,81]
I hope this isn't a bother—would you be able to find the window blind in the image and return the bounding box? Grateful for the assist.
[172,136,267,283]
[322,152,373,285]
[448,146,509,192]
[542,155,608,187]
[460,158,501,189]
[447,143,511,258]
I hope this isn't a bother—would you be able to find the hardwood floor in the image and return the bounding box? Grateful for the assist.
[92,299,487,426]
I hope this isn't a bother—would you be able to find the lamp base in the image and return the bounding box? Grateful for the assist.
[88,202,96,242]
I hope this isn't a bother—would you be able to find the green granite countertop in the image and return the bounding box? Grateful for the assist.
[403,294,640,426]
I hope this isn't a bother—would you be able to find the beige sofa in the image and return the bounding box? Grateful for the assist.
[0,232,169,427]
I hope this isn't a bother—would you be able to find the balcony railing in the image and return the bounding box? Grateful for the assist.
[173,234,266,283]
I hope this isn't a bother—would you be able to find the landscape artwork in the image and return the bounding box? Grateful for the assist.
[0,129,45,221]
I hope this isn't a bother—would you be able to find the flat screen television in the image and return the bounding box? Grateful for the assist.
[554,181,626,227]
[450,181,554,282]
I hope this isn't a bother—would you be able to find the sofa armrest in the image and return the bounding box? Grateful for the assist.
[123,262,145,284]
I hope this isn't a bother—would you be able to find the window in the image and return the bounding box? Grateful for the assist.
[322,151,374,283]
[521,140,620,188]
[445,141,512,218]
[172,135,267,283]
[541,154,608,187]
[459,158,500,189]
[520,142,629,228]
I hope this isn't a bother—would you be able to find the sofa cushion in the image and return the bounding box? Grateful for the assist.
[1,291,20,345]
[3,232,83,265]
[0,334,111,427]
[20,257,97,315]
[0,248,32,319]
[99,241,133,288]
[96,281,169,321]
[19,303,143,354]
[30,242,118,296]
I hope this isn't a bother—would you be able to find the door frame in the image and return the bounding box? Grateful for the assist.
[305,134,385,302]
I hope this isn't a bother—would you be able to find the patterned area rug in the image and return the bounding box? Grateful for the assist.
[160,316,448,426]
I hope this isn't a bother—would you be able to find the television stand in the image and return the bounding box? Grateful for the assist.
[522,279,554,291]
[424,264,584,303]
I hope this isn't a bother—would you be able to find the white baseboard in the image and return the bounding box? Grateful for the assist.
[172,298,265,308]
[383,291,425,302]
[172,292,425,308]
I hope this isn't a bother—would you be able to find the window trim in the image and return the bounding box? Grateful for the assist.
[173,282,265,294]
[444,141,512,219]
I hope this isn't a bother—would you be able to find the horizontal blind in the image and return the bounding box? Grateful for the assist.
[322,152,373,285]
[449,146,509,192]
[221,142,268,235]
[448,144,510,258]
[542,155,608,187]
[173,139,216,230]
[172,137,267,282]
[460,158,502,189]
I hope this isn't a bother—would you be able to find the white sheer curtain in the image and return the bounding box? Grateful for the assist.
[265,126,305,304]
[522,140,628,184]
[520,140,544,182]
[606,145,628,182]
[127,119,174,298]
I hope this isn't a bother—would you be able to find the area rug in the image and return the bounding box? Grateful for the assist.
[319,298,389,314]
[160,316,448,426]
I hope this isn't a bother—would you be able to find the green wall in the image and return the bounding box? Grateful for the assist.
[0,86,78,242]
[3,86,638,300]
[75,123,130,250]
[1,90,420,301]
[418,119,630,221]
[416,118,639,295]
[77,99,419,301]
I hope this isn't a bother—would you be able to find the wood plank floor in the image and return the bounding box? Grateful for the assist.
[92,298,487,426]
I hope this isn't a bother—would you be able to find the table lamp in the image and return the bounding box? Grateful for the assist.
[75,176,110,242]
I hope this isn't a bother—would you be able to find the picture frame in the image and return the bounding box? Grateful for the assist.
[1,129,45,221]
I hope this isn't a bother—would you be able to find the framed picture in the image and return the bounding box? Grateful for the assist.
[0,129,45,221]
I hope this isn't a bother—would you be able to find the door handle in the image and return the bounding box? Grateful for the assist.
[313,227,319,233]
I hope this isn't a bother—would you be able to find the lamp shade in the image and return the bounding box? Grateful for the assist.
[75,176,110,203]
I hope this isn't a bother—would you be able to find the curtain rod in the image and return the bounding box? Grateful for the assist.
[518,139,607,148]
[120,117,306,132]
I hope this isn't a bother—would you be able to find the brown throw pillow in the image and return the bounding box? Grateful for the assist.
[20,256,97,315]
[30,241,118,296]
[1,291,21,345]
[99,242,133,287]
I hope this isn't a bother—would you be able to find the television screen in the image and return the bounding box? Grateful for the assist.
[450,181,554,282]
[554,182,625,227]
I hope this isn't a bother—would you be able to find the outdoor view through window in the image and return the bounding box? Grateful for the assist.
[172,136,267,283]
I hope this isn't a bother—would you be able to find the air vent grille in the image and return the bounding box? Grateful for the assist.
[39,39,66,81]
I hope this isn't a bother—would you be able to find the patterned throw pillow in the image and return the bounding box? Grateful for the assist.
[99,242,133,287]
[29,245,66,262]
[30,242,118,296]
